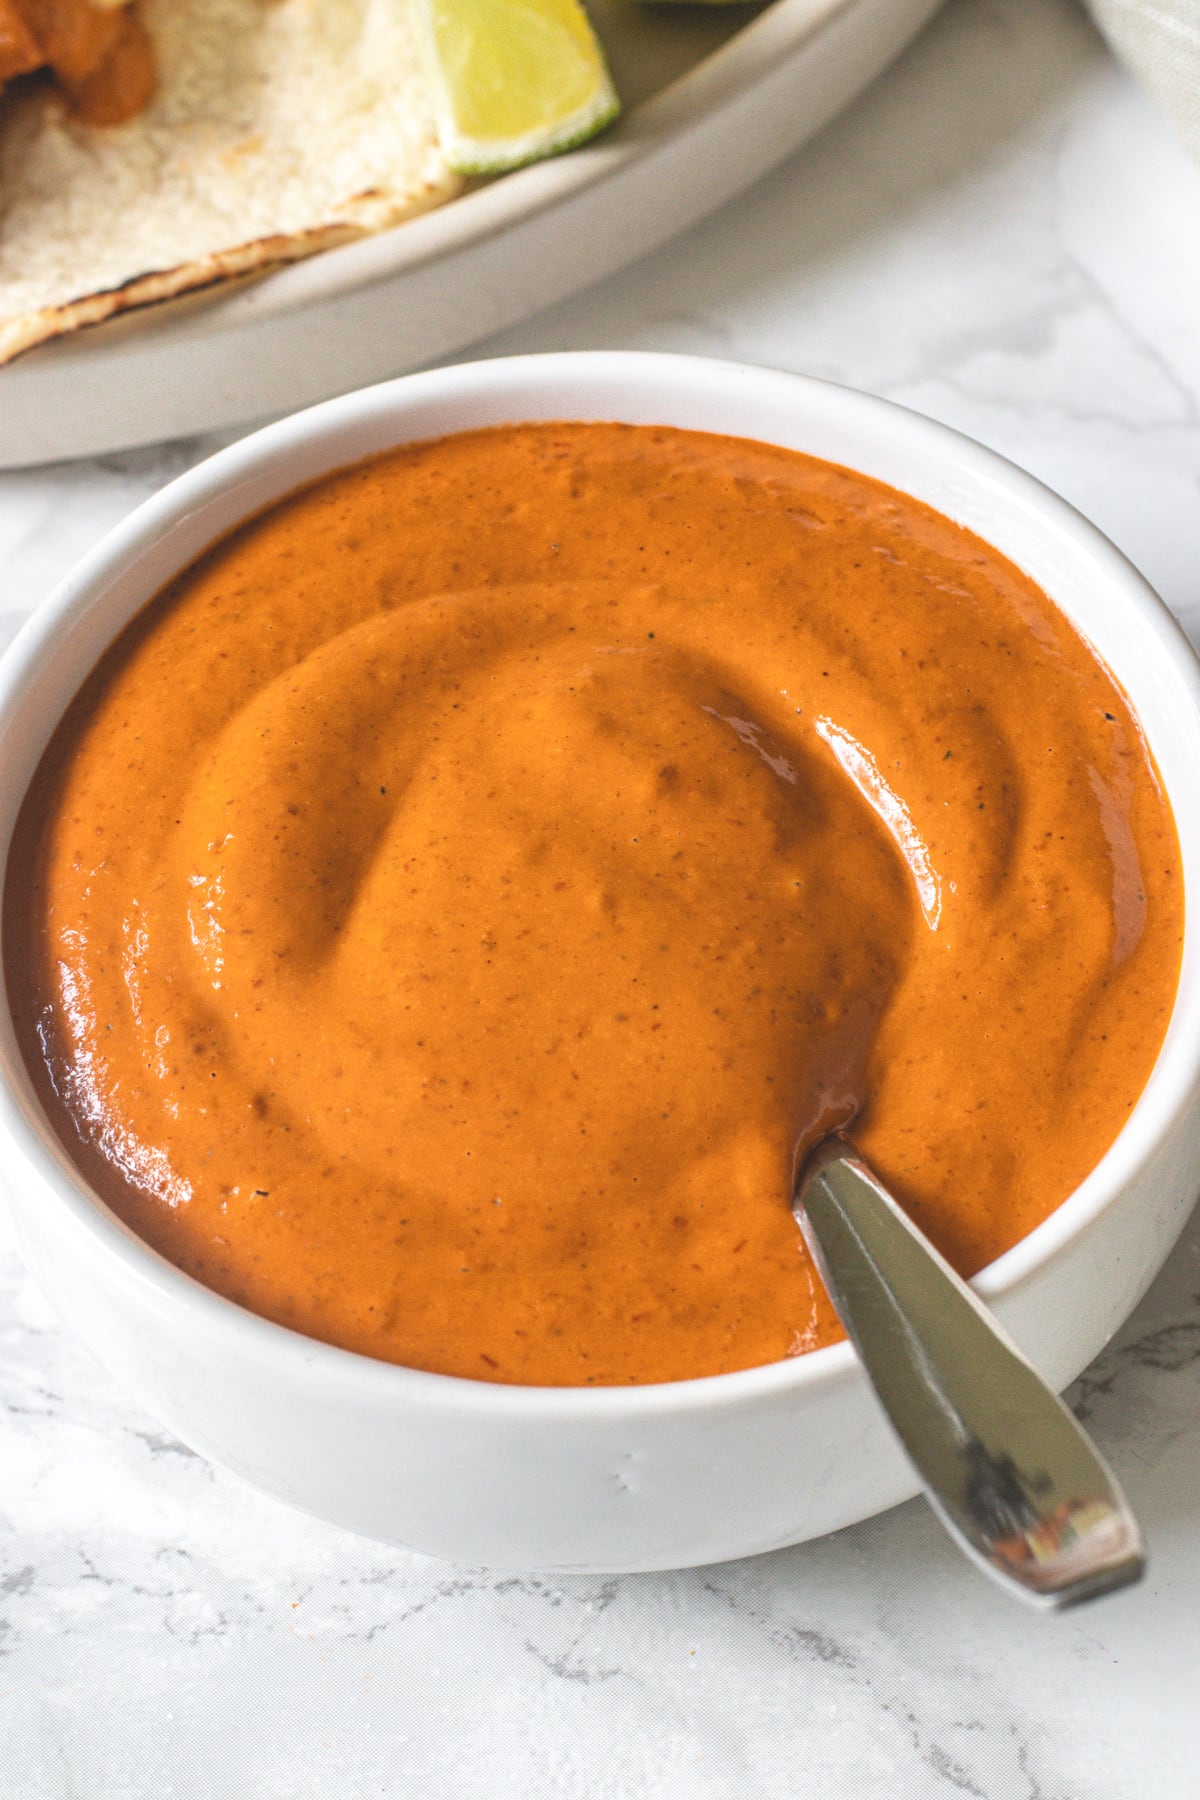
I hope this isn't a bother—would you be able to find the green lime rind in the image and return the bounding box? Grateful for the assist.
[414,0,622,179]
[443,89,621,176]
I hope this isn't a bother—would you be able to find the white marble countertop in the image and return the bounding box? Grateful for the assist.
[3,0,1200,1791]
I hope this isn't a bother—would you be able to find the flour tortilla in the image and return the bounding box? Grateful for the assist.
[0,0,459,365]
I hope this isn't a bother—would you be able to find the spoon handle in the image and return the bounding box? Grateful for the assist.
[794,1138,1144,1609]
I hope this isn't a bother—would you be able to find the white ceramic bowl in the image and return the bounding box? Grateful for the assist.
[2,353,1199,1573]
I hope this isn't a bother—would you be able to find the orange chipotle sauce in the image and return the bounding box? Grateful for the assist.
[5,424,1183,1385]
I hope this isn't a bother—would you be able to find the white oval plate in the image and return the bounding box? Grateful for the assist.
[0,0,942,469]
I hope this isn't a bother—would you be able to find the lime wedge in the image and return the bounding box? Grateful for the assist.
[414,0,620,176]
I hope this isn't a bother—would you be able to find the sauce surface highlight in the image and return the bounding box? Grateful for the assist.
[5,423,1183,1384]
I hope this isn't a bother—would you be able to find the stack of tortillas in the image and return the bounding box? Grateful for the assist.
[0,0,460,365]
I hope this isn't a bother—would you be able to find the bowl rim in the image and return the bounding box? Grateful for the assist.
[2,347,1199,1422]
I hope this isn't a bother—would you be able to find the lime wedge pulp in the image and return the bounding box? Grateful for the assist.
[414,0,620,176]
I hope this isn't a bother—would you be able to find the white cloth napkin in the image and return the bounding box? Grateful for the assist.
[1084,0,1200,156]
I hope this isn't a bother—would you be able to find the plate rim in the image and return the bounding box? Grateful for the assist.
[3,0,859,357]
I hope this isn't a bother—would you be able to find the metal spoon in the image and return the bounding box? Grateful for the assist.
[794,1136,1144,1609]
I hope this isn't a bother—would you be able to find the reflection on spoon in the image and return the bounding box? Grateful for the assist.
[794,1136,1145,1609]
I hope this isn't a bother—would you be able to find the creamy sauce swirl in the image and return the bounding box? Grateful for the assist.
[5,424,1182,1384]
